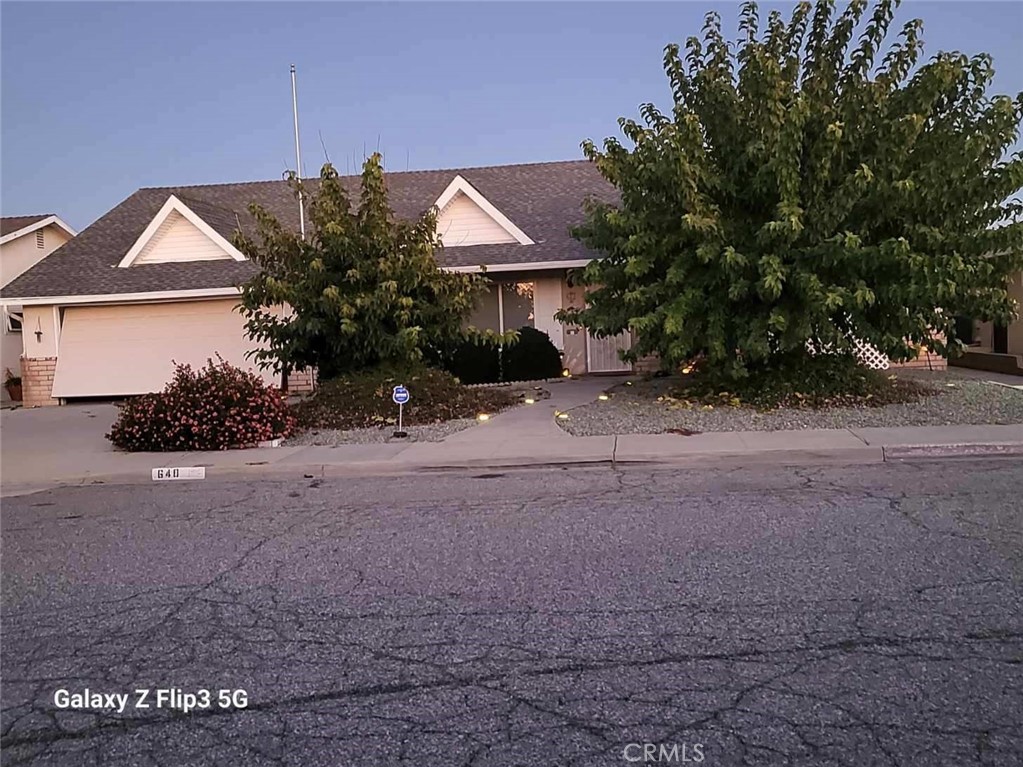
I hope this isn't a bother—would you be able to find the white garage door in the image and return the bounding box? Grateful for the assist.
[51,300,275,398]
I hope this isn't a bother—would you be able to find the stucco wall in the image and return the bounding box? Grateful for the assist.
[1,325,23,404]
[1,224,73,402]
[2,326,22,377]
[1,224,72,288]
[19,305,59,359]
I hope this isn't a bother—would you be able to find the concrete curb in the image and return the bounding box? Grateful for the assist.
[4,442,1022,498]
[615,446,885,467]
[882,442,1023,460]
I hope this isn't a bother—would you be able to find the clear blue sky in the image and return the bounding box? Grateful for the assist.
[3,1,1021,230]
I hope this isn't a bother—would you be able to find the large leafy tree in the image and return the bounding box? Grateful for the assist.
[563,0,1023,380]
[236,154,489,381]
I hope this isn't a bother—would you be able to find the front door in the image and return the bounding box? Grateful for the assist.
[587,331,633,373]
[994,324,1009,354]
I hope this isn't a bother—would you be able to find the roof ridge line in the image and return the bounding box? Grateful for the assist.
[173,193,245,216]
[137,158,591,192]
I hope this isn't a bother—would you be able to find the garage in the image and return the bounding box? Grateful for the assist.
[51,299,273,398]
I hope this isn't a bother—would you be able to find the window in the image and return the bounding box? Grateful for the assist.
[468,284,500,332]
[36,230,44,249]
[501,282,534,330]
[467,281,535,333]
[4,309,23,334]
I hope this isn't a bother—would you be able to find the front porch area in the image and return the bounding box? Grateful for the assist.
[466,268,636,376]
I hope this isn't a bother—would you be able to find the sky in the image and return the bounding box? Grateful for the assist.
[2,1,1022,231]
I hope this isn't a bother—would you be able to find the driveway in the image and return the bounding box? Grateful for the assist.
[1,462,1021,765]
[0,404,313,493]
[1,404,119,488]
[0,378,620,494]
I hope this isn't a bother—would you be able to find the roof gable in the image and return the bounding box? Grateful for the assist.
[118,195,246,268]
[433,175,533,246]
[0,160,618,301]
[437,192,517,246]
[0,215,76,245]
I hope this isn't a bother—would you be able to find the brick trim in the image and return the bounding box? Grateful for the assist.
[889,347,947,371]
[288,368,317,393]
[21,357,59,407]
[632,353,662,374]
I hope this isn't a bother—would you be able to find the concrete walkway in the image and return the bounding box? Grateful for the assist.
[2,377,1022,496]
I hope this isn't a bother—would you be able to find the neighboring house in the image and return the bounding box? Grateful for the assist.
[0,215,77,403]
[0,161,628,407]
[955,269,1023,375]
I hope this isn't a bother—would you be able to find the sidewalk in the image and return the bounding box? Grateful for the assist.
[2,378,1022,496]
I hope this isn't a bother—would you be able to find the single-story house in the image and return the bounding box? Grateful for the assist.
[0,161,645,407]
[1,214,77,403]
[0,160,949,408]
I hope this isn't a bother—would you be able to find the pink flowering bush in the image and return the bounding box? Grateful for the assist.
[107,358,295,451]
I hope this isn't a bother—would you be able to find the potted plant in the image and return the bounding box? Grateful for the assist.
[4,368,22,402]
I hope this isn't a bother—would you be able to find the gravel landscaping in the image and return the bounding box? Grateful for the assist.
[288,417,479,445]
[559,369,1023,435]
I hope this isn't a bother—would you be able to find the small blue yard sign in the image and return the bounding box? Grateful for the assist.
[392,385,410,437]
[392,385,410,405]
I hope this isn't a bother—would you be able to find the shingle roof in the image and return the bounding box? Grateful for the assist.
[1,215,56,237]
[1,160,615,300]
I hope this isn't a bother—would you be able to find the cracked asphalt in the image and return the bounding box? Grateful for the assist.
[1,460,1021,766]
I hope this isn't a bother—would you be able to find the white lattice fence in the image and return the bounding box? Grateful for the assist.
[807,338,889,370]
[852,338,889,370]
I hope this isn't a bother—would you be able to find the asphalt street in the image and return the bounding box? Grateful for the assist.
[1,460,1021,766]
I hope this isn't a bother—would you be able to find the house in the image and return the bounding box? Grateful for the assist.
[1,214,77,403]
[0,161,636,407]
[0,160,951,408]
[953,269,1023,375]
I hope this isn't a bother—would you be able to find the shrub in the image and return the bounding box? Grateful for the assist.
[442,327,563,384]
[502,327,563,382]
[445,339,501,385]
[292,365,514,430]
[107,358,294,451]
[677,353,929,411]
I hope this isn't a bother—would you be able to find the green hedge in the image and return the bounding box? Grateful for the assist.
[444,327,563,384]
[447,339,501,385]
[502,327,564,382]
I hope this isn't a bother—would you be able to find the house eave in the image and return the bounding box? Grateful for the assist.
[0,215,78,246]
[443,259,592,273]
[0,287,242,307]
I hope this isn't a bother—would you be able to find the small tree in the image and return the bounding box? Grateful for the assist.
[236,154,493,381]
[562,0,1023,381]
